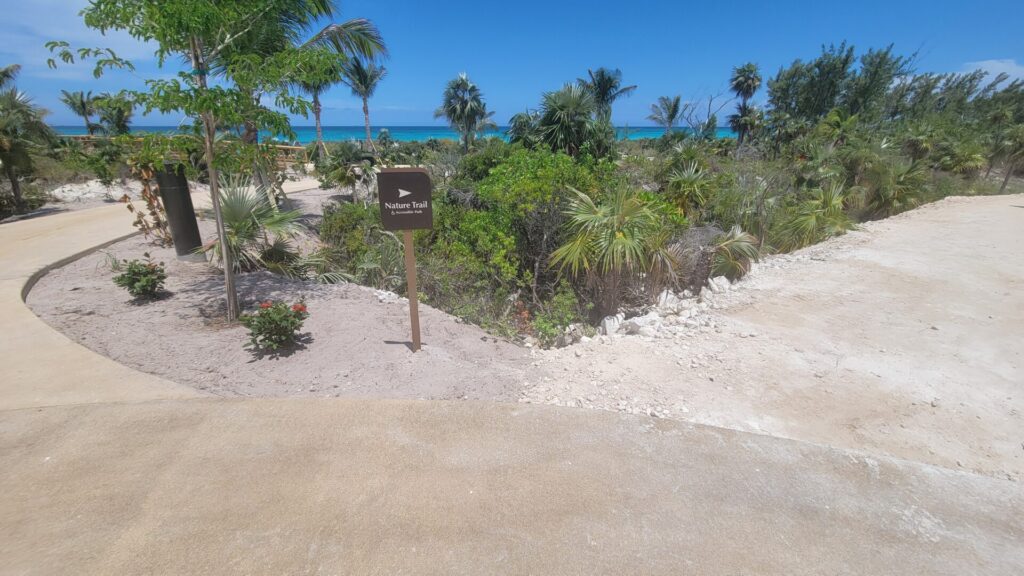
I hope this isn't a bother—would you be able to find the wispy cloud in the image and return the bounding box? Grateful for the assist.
[962,59,1024,80]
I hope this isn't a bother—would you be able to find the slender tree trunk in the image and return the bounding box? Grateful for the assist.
[1001,160,1017,193]
[313,91,326,160]
[191,37,239,321]
[4,165,23,213]
[363,97,377,154]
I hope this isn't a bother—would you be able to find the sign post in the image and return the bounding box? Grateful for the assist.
[377,168,433,352]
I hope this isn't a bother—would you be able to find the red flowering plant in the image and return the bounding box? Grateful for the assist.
[239,300,309,351]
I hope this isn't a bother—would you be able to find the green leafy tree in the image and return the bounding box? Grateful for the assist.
[51,0,342,319]
[435,73,496,152]
[0,85,55,213]
[578,67,636,120]
[59,90,99,135]
[648,95,681,135]
[340,57,387,151]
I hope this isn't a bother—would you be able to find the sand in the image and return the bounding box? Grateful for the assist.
[26,192,1024,482]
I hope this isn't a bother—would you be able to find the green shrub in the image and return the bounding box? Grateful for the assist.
[240,301,309,351]
[113,254,167,298]
[533,281,589,347]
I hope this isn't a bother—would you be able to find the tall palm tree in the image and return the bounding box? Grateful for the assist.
[648,95,682,135]
[59,90,98,135]
[435,73,495,152]
[0,88,55,212]
[729,63,762,144]
[340,57,386,151]
[578,67,636,120]
[215,6,387,147]
[538,84,596,157]
[730,63,762,105]
[728,102,763,145]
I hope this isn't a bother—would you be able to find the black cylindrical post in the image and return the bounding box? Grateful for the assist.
[155,163,204,261]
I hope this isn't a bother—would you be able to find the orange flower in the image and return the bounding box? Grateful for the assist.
[291,303,307,313]
[259,301,273,309]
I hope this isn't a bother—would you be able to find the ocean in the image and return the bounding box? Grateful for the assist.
[52,125,736,145]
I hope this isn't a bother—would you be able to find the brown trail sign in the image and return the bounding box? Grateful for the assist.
[377,168,433,352]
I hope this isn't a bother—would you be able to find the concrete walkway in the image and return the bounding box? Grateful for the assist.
[1,193,1022,575]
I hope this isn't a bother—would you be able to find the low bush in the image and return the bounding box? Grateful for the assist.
[112,254,167,298]
[240,301,309,351]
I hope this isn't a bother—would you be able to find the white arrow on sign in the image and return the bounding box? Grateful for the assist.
[398,188,412,198]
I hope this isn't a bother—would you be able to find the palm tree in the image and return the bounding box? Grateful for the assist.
[59,90,98,135]
[729,63,762,144]
[728,102,763,145]
[729,63,762,105]
[507,109,540,148]
[215,7,387,148]
[0,88,55,212]
[578,67,636,120]
[435,73,496,152]
[340,57,386,151]
[998,124,1024,193]
[647,95,681,135]
[0,64,19,89]
[551,186,675,316]
[538,84,596,157]
[94,93,133,135]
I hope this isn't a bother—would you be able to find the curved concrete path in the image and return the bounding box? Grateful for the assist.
[1,196,1022,575]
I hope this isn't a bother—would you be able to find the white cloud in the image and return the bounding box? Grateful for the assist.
[962,59,1024,80]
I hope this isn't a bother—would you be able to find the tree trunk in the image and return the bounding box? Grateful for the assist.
[313,91,326,161]
[1001,161,1016,193]
[362,97,376,154]
[4,164,24,213]
[191,37,239,321]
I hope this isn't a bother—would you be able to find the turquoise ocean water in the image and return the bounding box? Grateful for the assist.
[52,125,735,144]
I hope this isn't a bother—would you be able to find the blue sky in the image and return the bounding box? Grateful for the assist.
[1,0,1022,126]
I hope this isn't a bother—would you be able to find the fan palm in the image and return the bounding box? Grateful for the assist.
[434,73,496,152]
[864,158,927,217]
[538,84,596,157]
[340,57,387,151]
[578,67,636,120]
[778,182,853,251]
[729,63,762,145]
[507,109,541,148]
[0,88,55,212]
[59,90,98,135]
[729,63,762,105]
[728,102,762,145]
[648,95,682,135]
[205,174,303,272]
[713,226,760,280]
[667,161,713,220]
[551,187,675,316]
